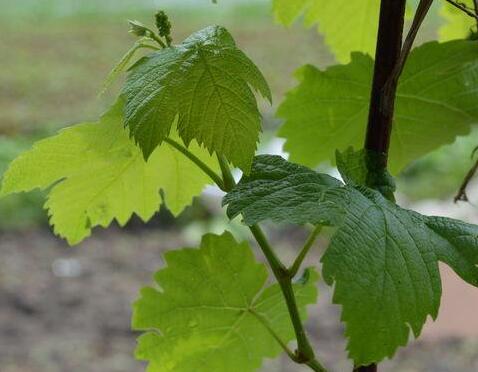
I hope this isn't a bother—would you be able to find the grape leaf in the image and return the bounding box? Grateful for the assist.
[335,148,396,199]
[439,0,476,41]
[273,0,383,63]
[278,40,478,174]
[122,25,271,173]
[322,187,478,364]
[224,155,478,365]
[133,232,318,372]
[222,154,344,226]
[0,100,219,245]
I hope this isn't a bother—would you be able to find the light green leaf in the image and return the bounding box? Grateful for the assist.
[133,232,318,372]
[223,154,344,226]
[0,100,218,245]
[439,0,476,41]
[273,0,383,63]
[122,25,271,173]
[224,155,478,365]
[278,40,478,174]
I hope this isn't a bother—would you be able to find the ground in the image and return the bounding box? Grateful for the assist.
[1,225,477,372]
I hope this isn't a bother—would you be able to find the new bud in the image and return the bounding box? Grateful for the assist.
[128,20,150,38]
[155,10,172,44]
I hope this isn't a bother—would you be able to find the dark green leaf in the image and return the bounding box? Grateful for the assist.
[222,154,344,226]
[122,26,271,173]
[224,155,478,365]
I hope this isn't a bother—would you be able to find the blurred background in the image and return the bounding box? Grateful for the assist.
[1,0,478,371]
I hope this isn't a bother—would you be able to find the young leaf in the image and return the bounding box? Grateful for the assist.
[122,25,271,173]
[278,40,478,174]
[224,155,478,365]
[439,0,476,41]
[0,100,219,245]
[133,232,318,372]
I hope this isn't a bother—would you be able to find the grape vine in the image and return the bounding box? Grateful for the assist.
[3,1,478,371]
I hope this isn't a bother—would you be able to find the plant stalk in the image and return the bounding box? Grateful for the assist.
[289,225,322,278]
[249,224,325,371]
[164,138,225,190]
[364,0,407,168]
[216,155,326,371]
[360,0,407,370]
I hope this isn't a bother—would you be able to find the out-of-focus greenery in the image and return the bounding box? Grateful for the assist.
[0,0,328,229]
[398,127,478,201]
[0,136,46,229]
[0,0,475,230]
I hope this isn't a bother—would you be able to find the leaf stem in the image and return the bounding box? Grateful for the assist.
[289,225,322,278]
[147,31,168,48]
[217,155,236,192]
[98,41,159,97]
[249,224,289,280]
[249,224,325,371]
[383,0,433,99]
[249,308,298,361]
[445,0,478,21]
[163,138,226,190]
[189,152,327,371]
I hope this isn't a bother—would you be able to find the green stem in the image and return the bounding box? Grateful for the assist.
[249,224,288,278]
[249,224,325,371]
[147,30,167,48]
[185,151,326,371]
[289,225,322,278]
[249,308,298,361]
[164,138,225,190]
[307,359,328,372]
[217,155,236,192]
[140,43,161,51]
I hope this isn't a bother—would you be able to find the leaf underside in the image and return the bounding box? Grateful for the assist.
[133,232,318,372]
[278,40,478,174]
[224,155,478,365]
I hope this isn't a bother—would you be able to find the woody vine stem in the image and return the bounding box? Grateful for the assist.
[360,0,433,370]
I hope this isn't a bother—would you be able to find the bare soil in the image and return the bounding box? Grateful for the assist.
[0,227,477,372]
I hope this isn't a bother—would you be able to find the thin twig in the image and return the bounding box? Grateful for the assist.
[454,146,478,202]
[444,0,478,20]
[473,0,478,34]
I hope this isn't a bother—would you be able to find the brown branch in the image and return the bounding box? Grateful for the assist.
[361,1,407,371]
[444,0,478,20]
[473,0,478,32]
[354,365,378,372]
[454,147,478,202]
[364,0,407,168]
[382,0,434,105]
